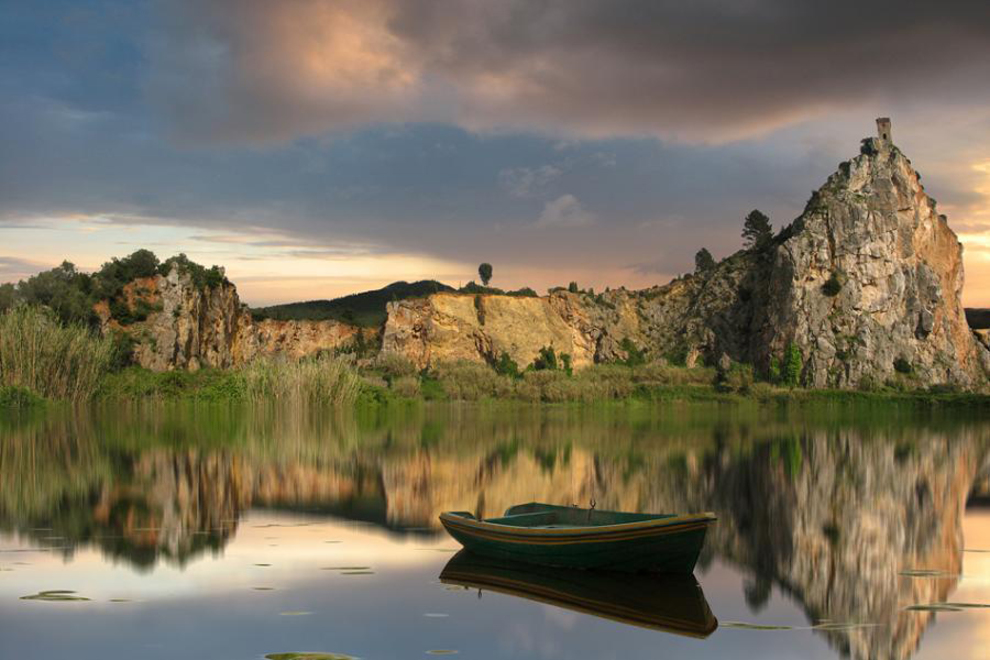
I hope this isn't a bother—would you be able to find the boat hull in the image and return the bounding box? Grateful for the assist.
[439,506,714,574]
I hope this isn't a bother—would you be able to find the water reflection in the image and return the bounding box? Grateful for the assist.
[440,550,718,637]
[1,403,988,660]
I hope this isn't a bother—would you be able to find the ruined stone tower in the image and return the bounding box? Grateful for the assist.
[876,117,892,144]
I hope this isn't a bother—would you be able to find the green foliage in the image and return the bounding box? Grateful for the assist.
[0,305,115,402]
[13,261,97,326]
[894,357,913,374]
[619,338,646,367]
[0,385,45,409]
[568,281,579,294]
[822,271,844,296]
[530,346,560,371]
[491,352,521,379]
[741,209,773,250]
[784,343,803,387]
[694,248,716,273]
[478,262,493,286]
[0,282,15,314]
[663,344,690,367]
[158,254,226,290]
[769,357,781,384]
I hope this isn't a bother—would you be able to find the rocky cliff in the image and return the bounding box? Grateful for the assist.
[761,137,987,387]
[97,266,367,371]
[383,129,990,389]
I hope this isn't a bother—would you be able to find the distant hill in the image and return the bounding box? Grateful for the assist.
[251,280,454,326]
[965,308,990,330]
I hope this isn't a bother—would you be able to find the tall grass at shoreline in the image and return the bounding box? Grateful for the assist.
[240,354,364,405]
[0,306,114,402]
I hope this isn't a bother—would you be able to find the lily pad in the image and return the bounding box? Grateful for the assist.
[905,604,964,612]
[279,611,313,616]
[424,613,449,618]
[900,569,956,578]
[253,587,276,591]
[255,563,272,567]
[812,622,880,631]
[265,654,355,660]
[108,599,132,603]
[340,571,375,575]
[20,590,90,602]
[723,621,794,630]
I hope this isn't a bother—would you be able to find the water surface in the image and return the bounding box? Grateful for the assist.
[1,402,988,659]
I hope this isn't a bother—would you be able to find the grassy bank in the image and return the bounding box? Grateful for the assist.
[89,357,990,409]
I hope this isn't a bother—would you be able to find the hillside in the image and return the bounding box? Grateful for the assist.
[250,280,454,327]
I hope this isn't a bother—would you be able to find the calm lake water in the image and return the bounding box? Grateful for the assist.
[1,402,988,660]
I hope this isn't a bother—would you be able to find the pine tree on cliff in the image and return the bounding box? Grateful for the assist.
[742,210,773,250]
[694,248,715,273]
[478,263,493,286]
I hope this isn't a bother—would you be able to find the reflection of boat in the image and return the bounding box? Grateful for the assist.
[439,550,718,638]
[439,502,716,573]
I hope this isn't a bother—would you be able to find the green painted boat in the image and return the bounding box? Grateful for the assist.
[439,502,716,574]
[439,550,718,637]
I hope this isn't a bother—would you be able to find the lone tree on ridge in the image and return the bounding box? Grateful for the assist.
[478,263,493,286]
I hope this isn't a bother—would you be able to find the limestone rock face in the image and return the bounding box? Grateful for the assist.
[762,139,988,387]
[382,136,989,388]
[99,266,365,371]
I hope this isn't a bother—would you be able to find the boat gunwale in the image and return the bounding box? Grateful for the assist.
[439,509,717,537]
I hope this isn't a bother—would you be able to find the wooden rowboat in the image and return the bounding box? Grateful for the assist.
[439,502,716,574]
[439,550,718,637]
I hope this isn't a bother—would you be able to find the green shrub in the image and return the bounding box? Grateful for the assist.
[0,305,115,402]
[568,282,579,294]
[822,271,844,296]
[0,385,44,408]
[491,352,521,378]
[768,356,781,384]
[619,338,646,367]
[784,344,803,388]
[894,357,913,374]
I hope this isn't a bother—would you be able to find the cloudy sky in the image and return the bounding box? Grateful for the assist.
[3,0,990,306]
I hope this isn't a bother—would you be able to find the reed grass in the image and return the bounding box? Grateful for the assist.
[240,354,364,405]
[0,305,115,402]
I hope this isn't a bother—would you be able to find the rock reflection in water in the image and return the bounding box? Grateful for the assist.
[0,403,987,660]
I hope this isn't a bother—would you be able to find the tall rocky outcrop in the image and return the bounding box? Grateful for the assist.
[761,136,988,387]
[96,266,367,371]
[383,126,989,389]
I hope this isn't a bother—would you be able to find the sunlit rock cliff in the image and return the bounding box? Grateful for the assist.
[383,123,990,388]
[97,265,367,370]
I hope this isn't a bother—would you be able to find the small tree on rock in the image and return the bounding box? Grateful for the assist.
[742,210,773,250]
[694,248,715,273]
[478,263,493,286]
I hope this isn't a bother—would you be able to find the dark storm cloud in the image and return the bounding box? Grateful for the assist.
[149,0,990,144]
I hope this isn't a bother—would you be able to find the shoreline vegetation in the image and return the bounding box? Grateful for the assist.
[1,309,988,410]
